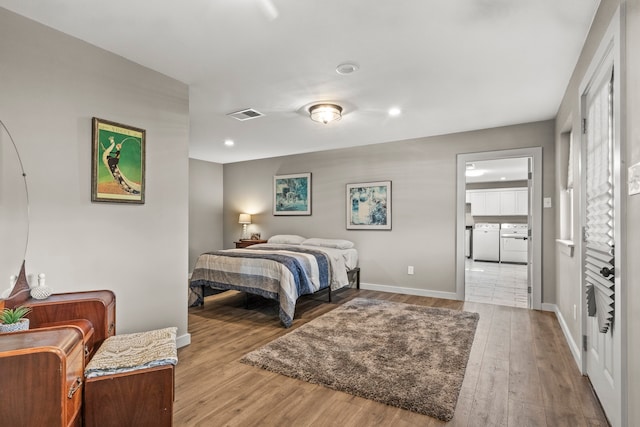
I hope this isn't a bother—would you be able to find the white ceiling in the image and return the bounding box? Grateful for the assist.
[465,158,529,183]
[0,0,600,164]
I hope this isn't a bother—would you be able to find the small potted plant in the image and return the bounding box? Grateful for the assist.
[0,306,32,333]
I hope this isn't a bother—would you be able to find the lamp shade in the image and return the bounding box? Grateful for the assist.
[238,214,251,224]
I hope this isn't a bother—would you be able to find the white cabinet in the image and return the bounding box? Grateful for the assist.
[515,190,528,215]
[485,191,501,215]
[499,191,516,215]
[467,188,528,216]
[469,192,486,215]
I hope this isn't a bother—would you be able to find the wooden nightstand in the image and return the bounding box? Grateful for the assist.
[235,239,268,248]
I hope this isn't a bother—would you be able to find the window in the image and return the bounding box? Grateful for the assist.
[560,131,574,241]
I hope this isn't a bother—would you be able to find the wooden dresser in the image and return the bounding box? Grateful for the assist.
[0,290,116,426]
[0,326,85,426]
[26,290,116,359]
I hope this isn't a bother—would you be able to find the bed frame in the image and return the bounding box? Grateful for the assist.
[196,266,360,307]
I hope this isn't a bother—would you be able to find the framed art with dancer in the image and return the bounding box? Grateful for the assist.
[91,117,145,204]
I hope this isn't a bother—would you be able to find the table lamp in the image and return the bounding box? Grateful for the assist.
[238,214,251,240]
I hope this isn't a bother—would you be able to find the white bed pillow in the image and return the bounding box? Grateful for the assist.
[302,238,355,249]
[267,234,307,245]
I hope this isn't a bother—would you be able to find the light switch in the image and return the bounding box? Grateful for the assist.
[543,197,552,208]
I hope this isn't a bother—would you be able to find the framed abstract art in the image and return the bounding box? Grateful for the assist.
[273,173,311,215]
[346,181,391,230]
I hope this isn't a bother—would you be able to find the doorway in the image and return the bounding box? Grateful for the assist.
[465,157,530,308]
[456,148,542,310]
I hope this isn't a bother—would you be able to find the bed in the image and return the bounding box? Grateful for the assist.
[189,236,359,327]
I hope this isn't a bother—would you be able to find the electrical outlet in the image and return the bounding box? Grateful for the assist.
[408,266,414,275]
[573,304,577,320]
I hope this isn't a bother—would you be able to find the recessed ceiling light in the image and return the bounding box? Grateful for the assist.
[336,62,359,75]
[466,163,475,170]
[388,107,401,117]
[224,139,234,147]
[465,170,485,177]
[500,176,507,180]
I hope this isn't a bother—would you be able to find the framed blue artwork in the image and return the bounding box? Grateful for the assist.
[273,173,311,215]
[346,181,391,230]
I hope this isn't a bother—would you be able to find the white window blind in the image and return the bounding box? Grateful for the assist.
[584,66,615,334]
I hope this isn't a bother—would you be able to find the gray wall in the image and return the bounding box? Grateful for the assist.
[189,159,224,270]
[0,9,190,343]
[223,120,556,299]
[626,0,640,423]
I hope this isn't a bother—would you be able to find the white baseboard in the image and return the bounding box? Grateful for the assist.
[541,302,556,312]
[548,303,582,371]
[359,282,459,300]
[176,333,191,349]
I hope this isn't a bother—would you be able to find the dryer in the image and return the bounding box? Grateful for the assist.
[500,223,528,263]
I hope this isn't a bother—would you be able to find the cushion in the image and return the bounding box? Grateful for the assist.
[267,234,306,245]
[84,327,177,378]
[302,238,355,249]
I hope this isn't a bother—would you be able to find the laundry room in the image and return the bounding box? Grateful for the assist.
[464,158,530,308]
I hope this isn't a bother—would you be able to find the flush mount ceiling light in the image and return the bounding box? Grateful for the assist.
[465,169,485,177]
[309,103,343,125]
[388,107,402,117]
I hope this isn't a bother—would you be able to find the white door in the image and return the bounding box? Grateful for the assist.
[526,158,533,308]
[582,59,620,426]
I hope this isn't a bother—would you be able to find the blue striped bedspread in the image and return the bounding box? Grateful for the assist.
[189,244,350,327]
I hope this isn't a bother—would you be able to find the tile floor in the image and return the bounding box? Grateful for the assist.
[465,259,529,308]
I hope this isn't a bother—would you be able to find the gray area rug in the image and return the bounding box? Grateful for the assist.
[240,298,479,421]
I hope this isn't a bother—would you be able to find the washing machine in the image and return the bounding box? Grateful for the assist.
[500,223,528,263]
[472,223,500,262]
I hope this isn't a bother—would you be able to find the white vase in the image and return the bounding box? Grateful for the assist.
[30,273,52,300]
[0,318,29,333]
[30,286,52,300]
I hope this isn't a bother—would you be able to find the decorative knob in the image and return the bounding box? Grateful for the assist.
[600,266,614,277]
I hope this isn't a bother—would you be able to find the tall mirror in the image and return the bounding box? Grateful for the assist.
[0,120,30,298]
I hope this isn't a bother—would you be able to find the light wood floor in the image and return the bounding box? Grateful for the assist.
[465,260,529,309]
[174,289,609,426]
